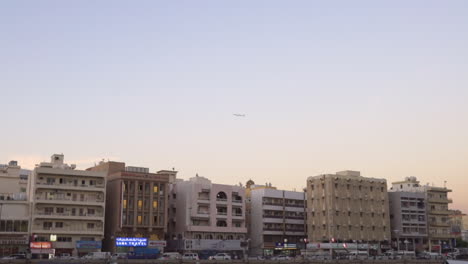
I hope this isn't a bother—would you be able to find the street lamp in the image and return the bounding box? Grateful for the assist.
[404,239,409,257]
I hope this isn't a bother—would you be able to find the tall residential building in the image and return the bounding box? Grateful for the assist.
[390,177,453,252]
[30,154,106,257]
[0,161,30,257]
[306,171,391,243]
[248,184,306,257]
[388,177,427,252]
[167,175,247,258]
[87,161,176,254]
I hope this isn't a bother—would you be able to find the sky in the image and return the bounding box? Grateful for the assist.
[1,1,467,212]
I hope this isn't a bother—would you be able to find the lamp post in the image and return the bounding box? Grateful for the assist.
[404,239,409,257]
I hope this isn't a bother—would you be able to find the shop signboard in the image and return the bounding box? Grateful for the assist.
[30,242,52,249]
[148,240,166,248]
[76,241,102,249]
[116,237,148,247]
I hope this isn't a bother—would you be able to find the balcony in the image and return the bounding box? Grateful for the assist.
[35,197,105,206]
[427,197,453,204]
[429,221,450,227]
[32,226,103,235]
[429,209,451,215]
[34,212,104,220]
[35,182,105,191]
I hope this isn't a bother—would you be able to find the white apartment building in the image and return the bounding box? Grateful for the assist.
[0,161,30,257]
[167,175,247,258]
[29,154,106,257]
[390,176,453,252]
[248,185,306,257]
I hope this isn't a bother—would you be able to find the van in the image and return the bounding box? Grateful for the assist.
[82,252,111,259]
[160,252,181,260]
[182,253,199,260]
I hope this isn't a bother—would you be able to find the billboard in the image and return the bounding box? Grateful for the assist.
[184,239,242,250]
[116,237,148,247]
[30,242,52,249]
[76,241,102,249]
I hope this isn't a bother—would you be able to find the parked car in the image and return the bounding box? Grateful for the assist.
[1,254,26,259]
[82,252,111,259]
[160,252,182,260]
[111,253,128,259]
[209,253,231,260]
[271,255,291,261]
[182,253,199,260]
[56,253,77,260]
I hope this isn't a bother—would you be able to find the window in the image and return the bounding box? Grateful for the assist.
[56,208,64,214]
[87,223,95,229]
[360,212,363,217]
[43,222,53,229]
[216,220,227,227]
[55,222,63,228]
[138,200,143,209]
[44,207,53,215]
[153,185,158,193]
[59,178,64,184]
[139,184,143,191]
[360,226,364,231]
[153,201,158,209]
[137,215,142,224]
[90,180,95,186]
[88,209,95,215]
[123,200,127,209]
[348,212,351,216]
[82,180,86,185]
[58,237,72,242]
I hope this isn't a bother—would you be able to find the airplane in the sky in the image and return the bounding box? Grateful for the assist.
[233,113,246,117]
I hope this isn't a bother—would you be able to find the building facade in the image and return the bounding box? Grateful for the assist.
[0,161,30,257]
[30,154,106,257]
[388,178,427,252]
[248,185,306,257]
[306,170,391,243]
[389,176,453,252]
[167,175,247,258]
[87,161,176,254]
[448,210,466,240]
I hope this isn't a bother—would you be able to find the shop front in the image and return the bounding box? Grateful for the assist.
[30,242,54,259]
[0,235,29,257]
[273,242,298,256]
[76,241,102,257]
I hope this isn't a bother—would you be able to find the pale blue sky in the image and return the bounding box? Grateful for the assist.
[1,1,468,210]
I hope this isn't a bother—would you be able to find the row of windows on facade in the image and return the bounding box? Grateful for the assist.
[41,222,99,229]
[261,198,304,207]
[310,183,386,192]
[0,220,28,232]
[197,191,242,202]
[122,214,163,226]
[40,207,99,216]
[309,197,387,204]
[35,236,97,242]
[42,177,103,187]
[262,210,304,218]
[263,223,305,231]
[310,211,386,218]
[123,199,162,210]
[310,225,387,232]
[191,220,243,227]
[123,182,164,195]
[192,234,245,240]
[37,191,104,202]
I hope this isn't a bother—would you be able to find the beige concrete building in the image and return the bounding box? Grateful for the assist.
[167,175,247,258]
[390,177,453,252]
[0,161,30,257]
[87,161,176,254]
[30,154,106,257]
[306,170,391,243]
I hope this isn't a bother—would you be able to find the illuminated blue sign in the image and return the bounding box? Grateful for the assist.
[116,237,148,247]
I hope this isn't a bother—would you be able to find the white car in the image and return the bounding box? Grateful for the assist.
[160,252,181,260]
[271,255,291,261]
[182,253,199,260]
[209,253,231,260]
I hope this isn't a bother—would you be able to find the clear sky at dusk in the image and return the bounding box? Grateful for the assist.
[1,1,467,211]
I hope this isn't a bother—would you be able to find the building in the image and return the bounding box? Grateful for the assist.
[389,176,453,252]
[29,154,106,257]
[87,161,176,255]
[167,175,247,259]
[448,210,466,240]
[0,161,30,257]
[248,183,306,257]
[388,177,427,252]
[306,170,391,244]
